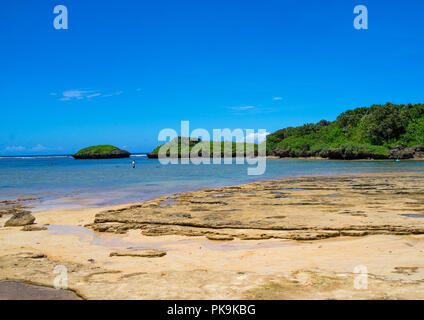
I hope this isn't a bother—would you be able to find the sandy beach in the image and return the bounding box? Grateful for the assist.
[1,173,424,300]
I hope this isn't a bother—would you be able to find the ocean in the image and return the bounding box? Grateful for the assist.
[1,154,423,211]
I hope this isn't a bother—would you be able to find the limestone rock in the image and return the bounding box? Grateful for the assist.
[21,225,47,231]
[109,249,166,258]
[388,145,414,159]
[4,212,35,227]
[206,234,234,241]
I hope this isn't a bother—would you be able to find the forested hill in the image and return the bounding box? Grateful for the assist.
[266,103,424,160]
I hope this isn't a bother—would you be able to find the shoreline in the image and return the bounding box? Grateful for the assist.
[4,167,424,213]
[1,173,424,299]
[267,156,424,161]
[2,156,424,215]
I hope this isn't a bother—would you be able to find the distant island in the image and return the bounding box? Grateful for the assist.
[147,137,258,159]
[266,102,424,160]
[148,103,424,160]
[72,145,130,159]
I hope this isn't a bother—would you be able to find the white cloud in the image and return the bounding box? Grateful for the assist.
[245,131,270,144]
[59,89,93,101]
[5,145,25,152]
[31,144,47,151]
[86,93,102,98]
[230,105,255,110]
[272,97,282,100]
[58,89,123,101]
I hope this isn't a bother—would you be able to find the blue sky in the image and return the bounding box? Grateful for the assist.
[1,0,423,155]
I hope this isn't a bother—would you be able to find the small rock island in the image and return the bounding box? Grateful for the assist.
[72,145,130,159]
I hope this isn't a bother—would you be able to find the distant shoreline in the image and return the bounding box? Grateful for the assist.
[3,153,424,161]
[267,156,424,161]
[0,153,148,159]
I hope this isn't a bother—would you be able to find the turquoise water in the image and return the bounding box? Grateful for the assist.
[0,155,423,210]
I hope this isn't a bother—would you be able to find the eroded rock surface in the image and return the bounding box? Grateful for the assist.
[2,174,424,300]
[5,212,35,227]
[21,225,47,232]
[89,174,424,240]
[0,197,37,217]
[110,249,166,258]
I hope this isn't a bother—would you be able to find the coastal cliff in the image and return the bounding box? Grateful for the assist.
[72,145,130,159]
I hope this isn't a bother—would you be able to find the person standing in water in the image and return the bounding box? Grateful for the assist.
[132,160,135,168]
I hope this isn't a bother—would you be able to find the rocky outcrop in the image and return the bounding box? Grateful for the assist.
[415,146,424,158]
[271,148,290,158]
[5,212,35,227]
[89,175,424,241]
[0,197,37,217]
[388,145,424,159]
[72,148,130,159]
[21,225,47,231]
[270,145,424,160]
[206,234,234,241]
[109,249,166,258]
[271,147,384,160]
[271,148,316,158]
[319,148,387,160]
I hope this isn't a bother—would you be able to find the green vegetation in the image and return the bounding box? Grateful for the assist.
[75,145,119,155]
[73,145,130,159]
[266,103,424,159]
[151,137,258,157]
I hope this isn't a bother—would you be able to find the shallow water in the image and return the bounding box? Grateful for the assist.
[47,224,142,248]
[0,155,423,210]
[402,214,424,218]
[46,224,296,252]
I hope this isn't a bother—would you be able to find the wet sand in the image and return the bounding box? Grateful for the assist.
[0,281,80,300]
[0,174,423,299]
